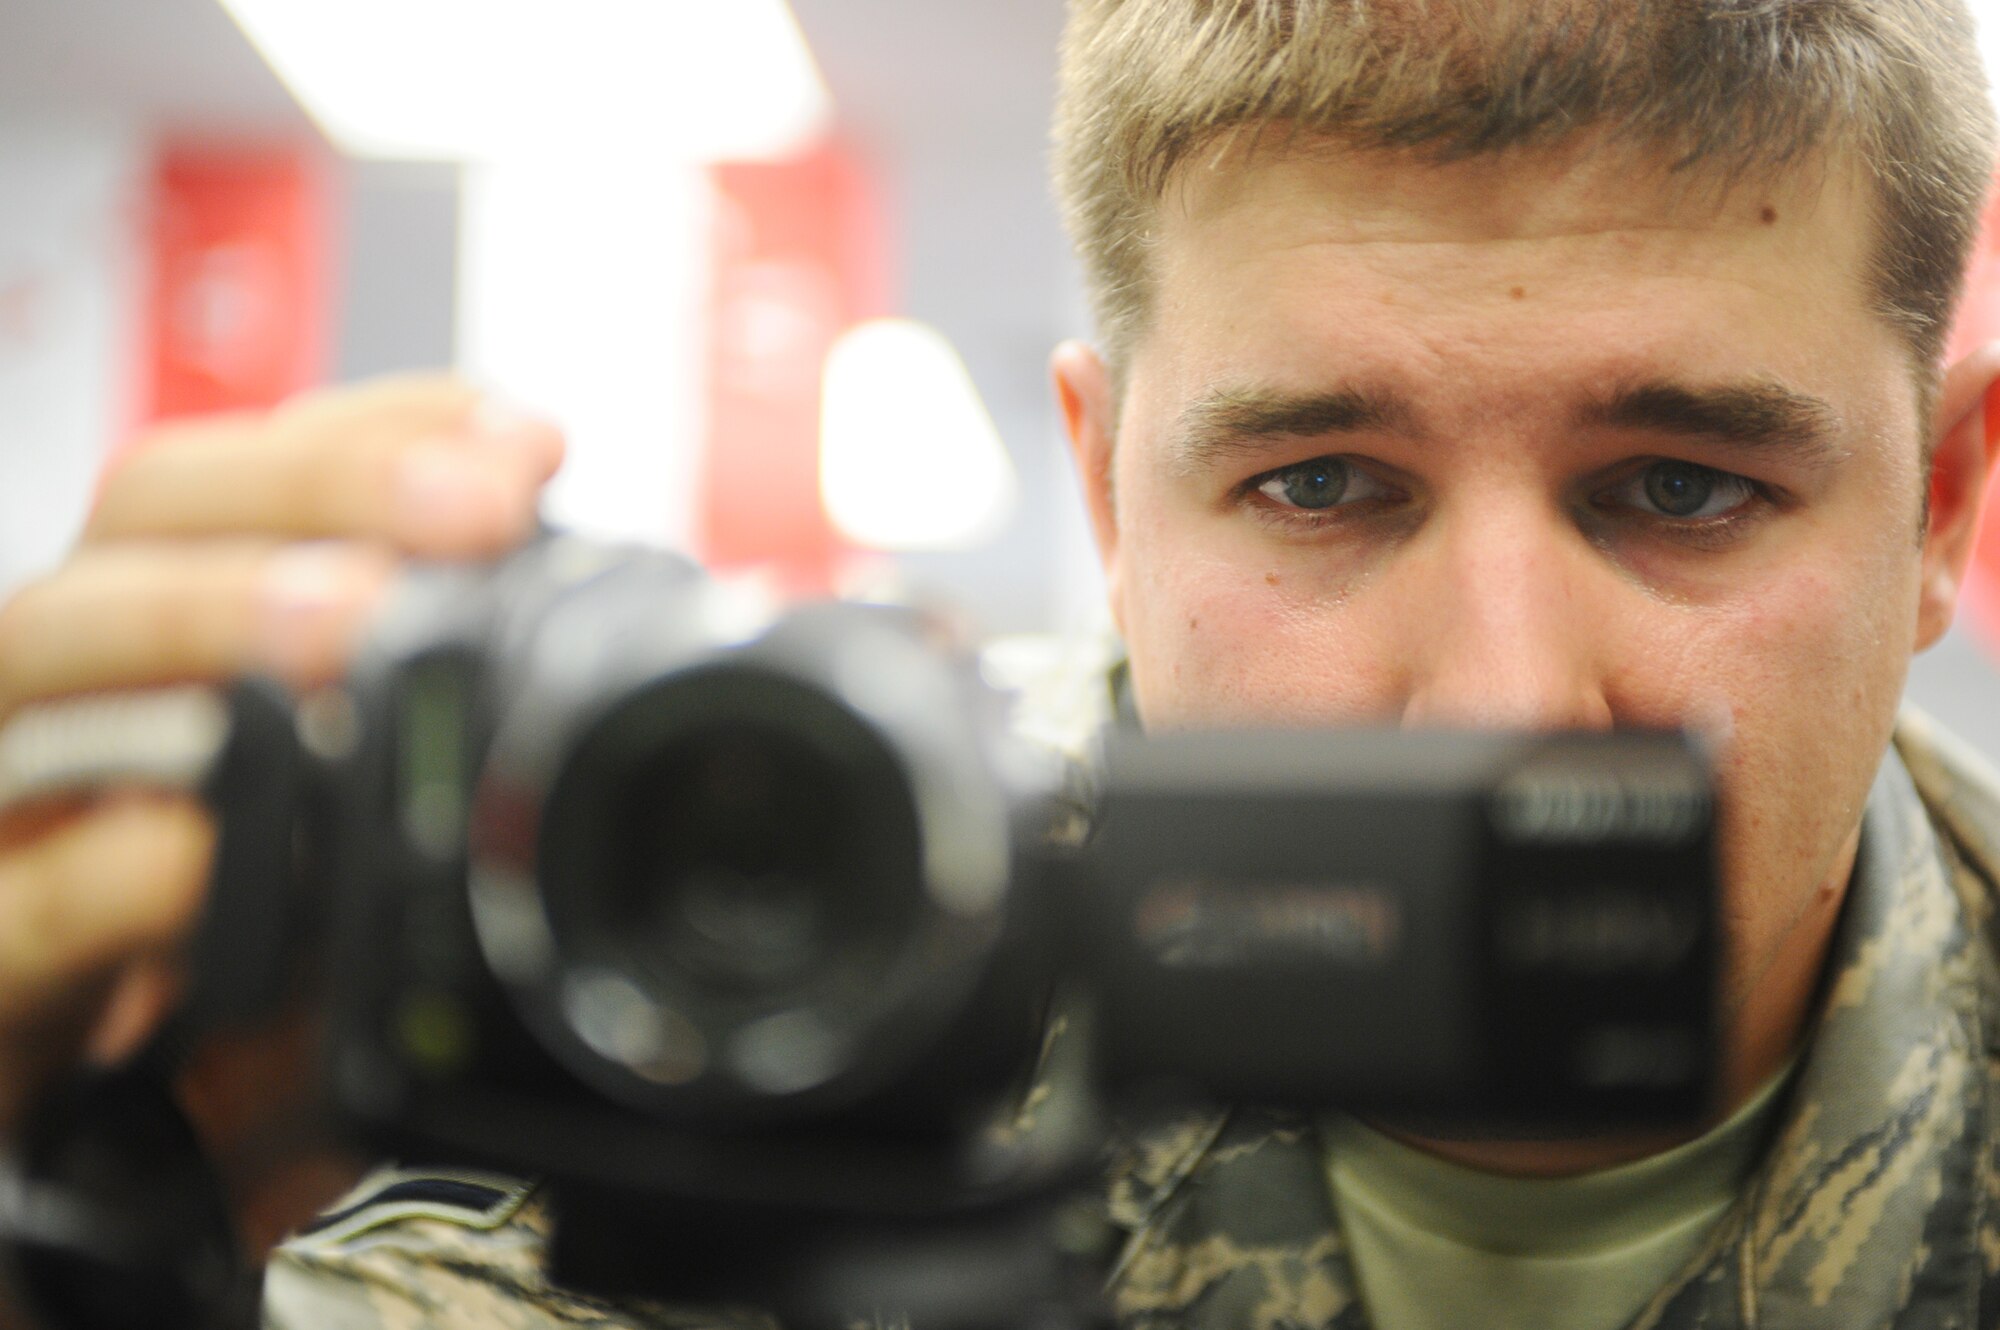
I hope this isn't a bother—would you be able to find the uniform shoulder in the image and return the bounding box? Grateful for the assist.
[1895,705,2000,893]
[282,1164,537,1247]
[263,1167,777,1330]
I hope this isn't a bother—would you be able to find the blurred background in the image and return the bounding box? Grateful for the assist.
[0,0,1995,756]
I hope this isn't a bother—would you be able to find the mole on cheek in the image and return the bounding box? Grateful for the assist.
[1760,205,1779,225]
[1509,286,1526,300]
[1265,572,1281,587]
[1188,616,1200,632]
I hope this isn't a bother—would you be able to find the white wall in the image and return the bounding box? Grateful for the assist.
[0,119,147,593]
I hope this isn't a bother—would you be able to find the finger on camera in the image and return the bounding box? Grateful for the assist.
[0,539,394,718]
[83,953,185,1067]
[85,376,563,556]
[0,793,213,1010]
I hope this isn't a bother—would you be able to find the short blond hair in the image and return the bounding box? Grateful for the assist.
[1054,0,1999,405]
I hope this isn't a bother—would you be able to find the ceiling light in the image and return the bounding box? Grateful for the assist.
[1969,2,2000,109]
[215,0,832,162]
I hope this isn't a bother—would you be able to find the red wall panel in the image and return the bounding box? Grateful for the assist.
[696,141,892,593]
[138,143,336,425]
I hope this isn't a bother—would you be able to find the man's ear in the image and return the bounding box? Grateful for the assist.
[1052,340,1126,631]
[1917,340,2000,651]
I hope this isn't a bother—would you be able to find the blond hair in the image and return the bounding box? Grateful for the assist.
[1054,0,1998,405]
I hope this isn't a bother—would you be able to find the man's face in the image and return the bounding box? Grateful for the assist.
[1062,136,1944,1100]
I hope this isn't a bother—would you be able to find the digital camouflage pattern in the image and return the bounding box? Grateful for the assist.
[263,1169,778,1330]
[261,705,2000,1329]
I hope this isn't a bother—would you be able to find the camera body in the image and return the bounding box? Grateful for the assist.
[1090,726,1716,1124]
[279,542,1068,1207]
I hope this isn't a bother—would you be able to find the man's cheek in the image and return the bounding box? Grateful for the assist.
[1129,559,1396,727]
[1681,572,1907,889]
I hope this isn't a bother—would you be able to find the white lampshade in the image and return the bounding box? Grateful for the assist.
[820,320,1019,552]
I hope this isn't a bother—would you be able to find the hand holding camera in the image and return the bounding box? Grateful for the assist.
[0,377,563,1252]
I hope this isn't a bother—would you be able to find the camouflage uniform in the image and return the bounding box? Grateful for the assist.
[262,706,2000,1330]
[262,1168,777,1330]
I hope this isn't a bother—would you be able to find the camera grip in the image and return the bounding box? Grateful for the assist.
[182,679,307,1036]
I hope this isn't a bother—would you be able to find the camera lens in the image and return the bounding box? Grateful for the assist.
[534,666,930,1107]
[618,728,867,989]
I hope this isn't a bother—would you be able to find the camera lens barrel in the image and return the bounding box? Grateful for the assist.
[419,549,1029,1126]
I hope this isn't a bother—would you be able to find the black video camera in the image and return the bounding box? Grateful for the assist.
[6,536,1720,1330]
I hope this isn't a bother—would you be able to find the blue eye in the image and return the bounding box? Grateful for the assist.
[1255,458,1390,511]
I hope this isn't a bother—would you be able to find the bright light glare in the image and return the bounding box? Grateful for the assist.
[1972,2,2000,109]
[215,0,831,162]
[457,159,711,550]
[820,320,1019,552]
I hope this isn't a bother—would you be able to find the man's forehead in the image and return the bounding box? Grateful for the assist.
[1131,130,1895,434]
[1112,132,1920,460]
[1157,128,1860,255]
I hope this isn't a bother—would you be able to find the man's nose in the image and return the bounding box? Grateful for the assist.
[1397,504,1616,732]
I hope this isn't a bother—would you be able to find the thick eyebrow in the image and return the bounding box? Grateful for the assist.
[1578,379,1847,463]
[1169,384,1415,476]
